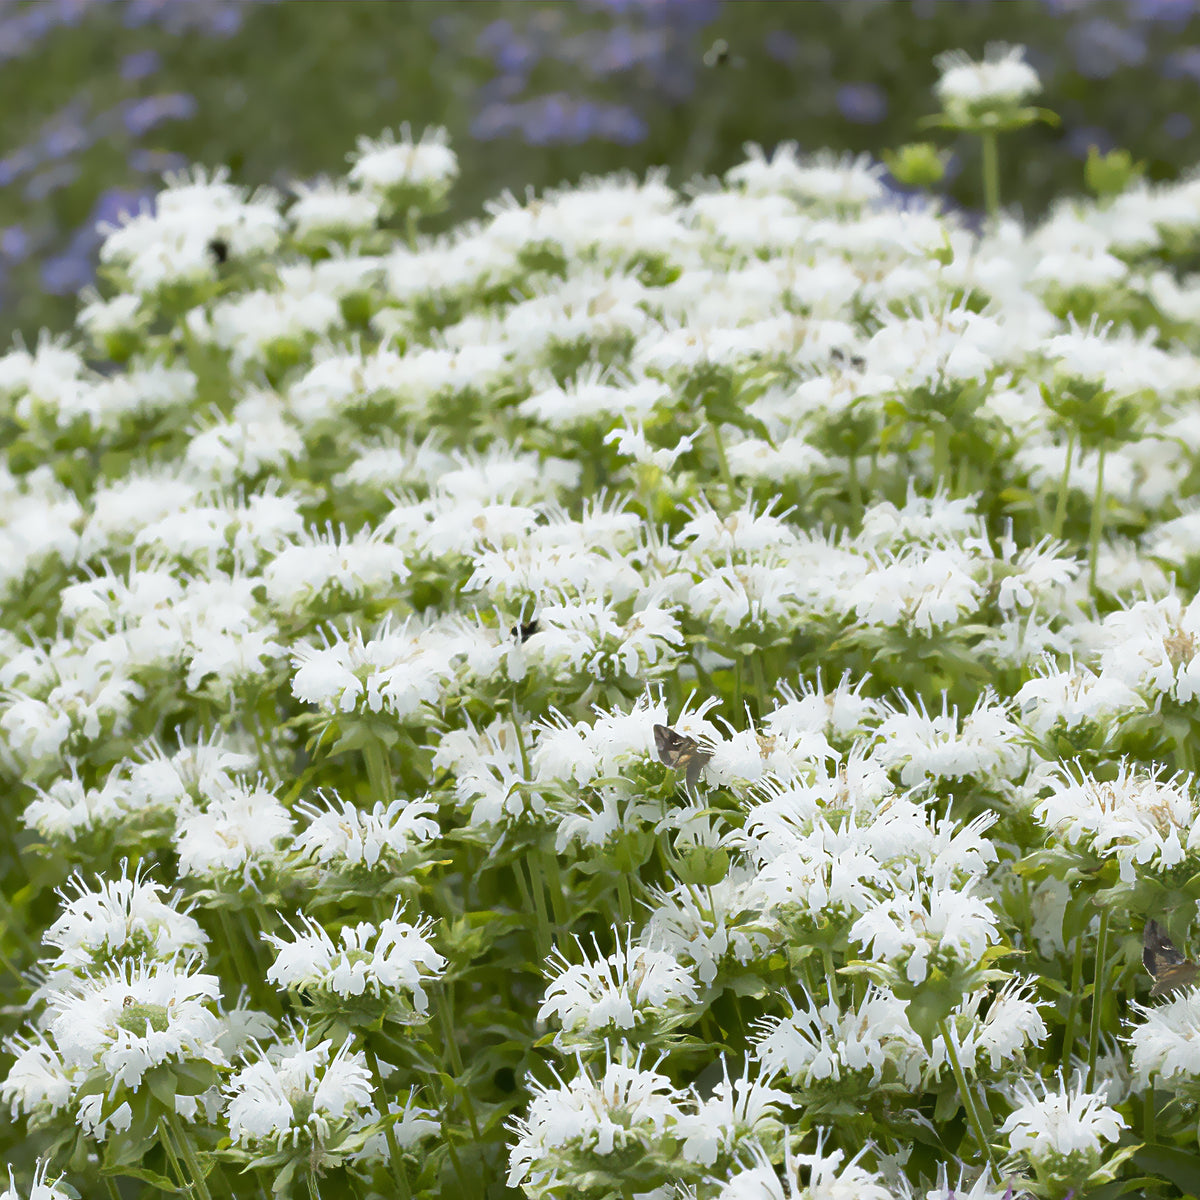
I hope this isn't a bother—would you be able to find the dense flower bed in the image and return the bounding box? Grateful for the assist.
[3,43,1200,1200]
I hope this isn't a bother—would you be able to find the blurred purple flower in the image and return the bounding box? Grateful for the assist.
[121,93,197,136]
[128,148,189,175]
[0,147,38,188]
[477,19,541,74]
[1164,45,1200,78]
[91,186,156,229]
[41,250,92,295]
[121,48,162,80]
[1125,0,1199,27]
[764,29,800,64]
[123,0,267,36]
[0,227,30,264]
[25,163,80,202]
[41,106,92,160]
[1068,17,1148,77]
[1166,110,1194,137]
[1064,124,1117,157]
[837,82,888,124]
[580,0,721,22]
[472,93,647,145]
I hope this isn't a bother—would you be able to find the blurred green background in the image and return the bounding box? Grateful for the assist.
[5,0,1200,344]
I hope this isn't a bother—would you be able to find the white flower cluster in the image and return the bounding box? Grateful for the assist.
[3,59,1200,1196]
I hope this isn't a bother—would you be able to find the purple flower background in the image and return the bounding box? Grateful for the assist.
[3,0,1200,340]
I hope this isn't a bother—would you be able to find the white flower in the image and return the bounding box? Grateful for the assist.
[265,908,445,1015]
[850,880,1000,986]
[173,778,294,880]
[262,525,411,609]
[289,178,380,241]
[642,869,775,987]
[99,165,282,292]
[604,420,694,471]
[962,977,1048,1072]
[675,1062,790,1168]
[1128,987,1200,1087]
[755,986,927,1092]
[45,958,227,1137]
[934,44,1042,125]
[0,1161,73,1200]
[520,366,670,429]
[865,305,1010,392]
[1015,661,1145,739]
[873,692,1021,786]
[293,791,439,868]
[204,265,343,370]
[507,1050,684,1191]
[0,1033,76,1121]
[42,869,207,979]
[538,933,699,1047]
[711,1138,895,1200]
[347,124,457,209]
[845,546,983,636]
[999,1073,1125,1173]
[1033,761,1200,882]
[224,1031,373,1151]
[726,144,886,210]
[1093,593,1200,703]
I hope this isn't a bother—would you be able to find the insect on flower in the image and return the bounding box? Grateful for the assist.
[653,723,712,792]
[703,38,745,69]
[1143,920,1200,997]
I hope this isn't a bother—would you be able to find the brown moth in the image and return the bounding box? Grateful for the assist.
[653,723,712,792]
[1143,920,1200,998]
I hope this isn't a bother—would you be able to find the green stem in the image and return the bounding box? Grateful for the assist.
[1052,430,1075,540]
[750,652,769,722]
[1087,907,1111,1093]
[540,844,570,930]
[932,418,952,493]
[363,736,395,805]
[527,850,561,950]
[1061,930,1087,1072]
[981,130,1000,218]
[167,1116,215,1200]
[523,853,553,963]
[510,860,548,962]
[306,1167,322,1200]
[709,421,735,495]
[615,861,635,928]
[821,946,840,1009]
[363,1043,414,1200]
[105,1175,123,1200]
[1144,1074,1156,1146]
[940,1019,1001,1182]
[511,705,531,779]
[158,1119,186,1194]
[847,452,862,525]
[438,992,483,1143]
[217,908,258,997]
[1087,442,1108,596]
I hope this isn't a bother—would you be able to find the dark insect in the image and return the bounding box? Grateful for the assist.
[1143,920,1200,998]
[830,347,866,371]
[653,723,712,792]
[207,238,229,264]
[511,619,539,642]
[703,38,743,69]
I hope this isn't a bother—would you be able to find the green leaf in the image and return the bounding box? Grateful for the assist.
[1134,1145,1200,1195]
[102,1163,180,1192]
